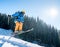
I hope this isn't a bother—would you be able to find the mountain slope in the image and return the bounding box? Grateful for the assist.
[0,28,44,47]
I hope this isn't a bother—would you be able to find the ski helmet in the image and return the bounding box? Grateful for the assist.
[21,10,25,14]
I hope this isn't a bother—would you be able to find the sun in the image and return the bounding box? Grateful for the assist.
[49,8,58,18]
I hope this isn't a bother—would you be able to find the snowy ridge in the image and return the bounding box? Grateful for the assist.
[0,28,44,47]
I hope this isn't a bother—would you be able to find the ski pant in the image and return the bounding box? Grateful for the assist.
[15,21,23,32]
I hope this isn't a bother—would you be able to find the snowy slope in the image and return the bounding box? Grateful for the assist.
[0,28,44,47]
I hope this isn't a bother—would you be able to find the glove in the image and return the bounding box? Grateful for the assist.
[14,21,18,23]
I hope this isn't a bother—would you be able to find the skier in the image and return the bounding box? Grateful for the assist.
[12,10,25,34]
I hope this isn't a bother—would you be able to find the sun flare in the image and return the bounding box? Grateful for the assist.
[49,8,58,18]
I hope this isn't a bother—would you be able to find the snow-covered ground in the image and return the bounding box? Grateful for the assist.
[0,28,44,47]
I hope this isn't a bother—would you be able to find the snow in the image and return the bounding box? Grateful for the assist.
[2,42,19,47]
[0,40,3,44]
[0,28,44,47]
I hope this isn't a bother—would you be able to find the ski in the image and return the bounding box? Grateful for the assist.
[12,28,34,36]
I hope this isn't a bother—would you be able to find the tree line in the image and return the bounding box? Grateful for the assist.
[0,13,60,47]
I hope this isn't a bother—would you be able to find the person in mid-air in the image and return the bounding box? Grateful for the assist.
[12,10,25,33]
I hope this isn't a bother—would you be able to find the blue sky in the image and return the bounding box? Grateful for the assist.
[0,0,60,30]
